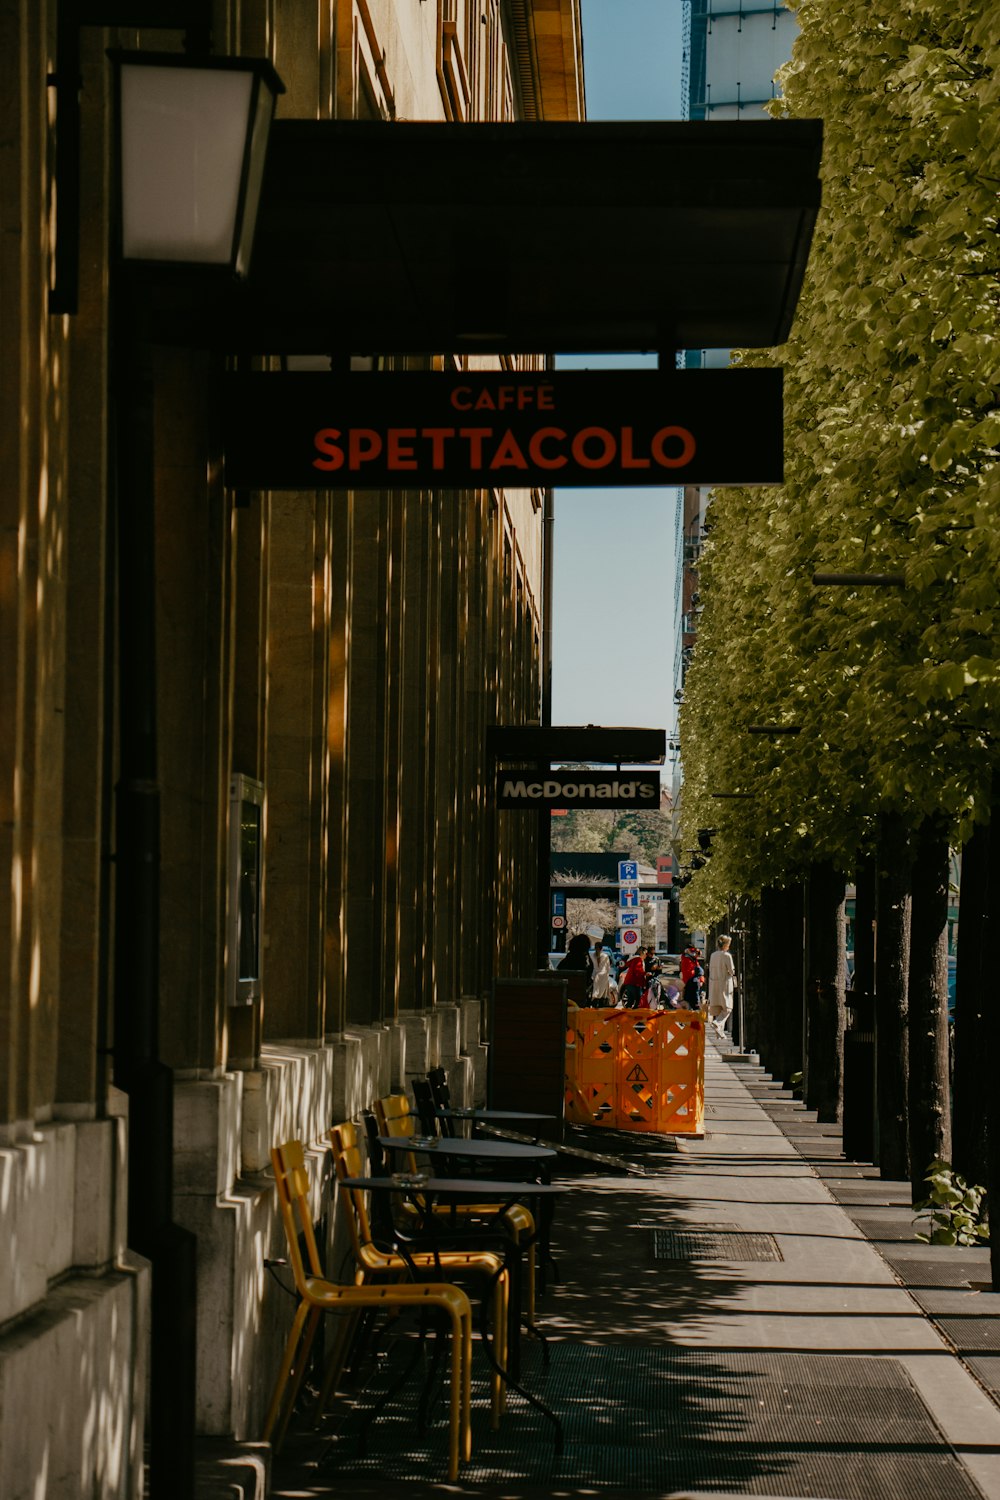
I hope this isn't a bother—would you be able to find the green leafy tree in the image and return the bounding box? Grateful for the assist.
[679,0,999,924]
[550,788,673,867]
[677,0,998,1157]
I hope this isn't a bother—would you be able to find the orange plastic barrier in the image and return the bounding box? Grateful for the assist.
[565,1007,705,1135]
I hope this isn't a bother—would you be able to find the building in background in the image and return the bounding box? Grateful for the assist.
[0,4,583,1495]
[686,0,797,123]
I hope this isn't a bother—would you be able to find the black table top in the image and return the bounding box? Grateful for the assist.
[340,1175,566,1196]
[440,1107,557,1123]
[378,1135,556,1160]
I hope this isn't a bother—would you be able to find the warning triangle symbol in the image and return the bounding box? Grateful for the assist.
[625,1064,648,1083]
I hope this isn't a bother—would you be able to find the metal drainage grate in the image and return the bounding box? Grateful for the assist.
[883,1255,982,1289]
[937,1317,1000,1352]
[652,1225,783,1262]
[851,1213,924,1244]
[963,1354,1000,1398]
[320,1346,983,1497]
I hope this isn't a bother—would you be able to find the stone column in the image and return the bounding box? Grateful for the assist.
[394,490,432,1012]
[156,346,231,1077]
[430,493,462,1005]
[342,491,389,1026]
[379,489,405,1013]
[324,491,352,1035]
[228,498,267,1071]
[259,489,329,1046]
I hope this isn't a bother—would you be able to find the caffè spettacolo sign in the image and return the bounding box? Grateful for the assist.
[222,369,783,490]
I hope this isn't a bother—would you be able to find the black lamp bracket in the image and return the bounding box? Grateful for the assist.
[49,1,212,315]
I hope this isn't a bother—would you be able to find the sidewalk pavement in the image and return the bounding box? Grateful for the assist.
[263,1038,1000,1500]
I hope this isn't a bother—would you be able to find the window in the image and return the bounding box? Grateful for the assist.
[228,774,264,1006]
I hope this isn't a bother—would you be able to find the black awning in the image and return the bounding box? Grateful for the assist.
[488,726,667,764]
[153,119,822,355]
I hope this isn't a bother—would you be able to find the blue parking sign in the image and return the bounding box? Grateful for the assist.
[618,860,638,883]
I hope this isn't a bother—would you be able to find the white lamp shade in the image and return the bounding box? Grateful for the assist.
[118,56,281,273]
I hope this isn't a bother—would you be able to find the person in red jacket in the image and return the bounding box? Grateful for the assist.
[619,951,648,1008]
[680,944,700,986]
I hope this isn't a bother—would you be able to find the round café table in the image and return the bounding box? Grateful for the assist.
[379,1134,556,1173]
[439,1107,556,1125]
[339,1173,566,1447]
[378,1136,560,1289]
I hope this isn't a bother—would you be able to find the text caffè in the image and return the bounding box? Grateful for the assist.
[222,369,784,490]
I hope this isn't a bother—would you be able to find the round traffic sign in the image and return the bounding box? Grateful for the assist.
[622,929,639,946]
[551,915,566,929]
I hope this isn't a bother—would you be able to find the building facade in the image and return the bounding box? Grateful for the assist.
[685,0,797,123]
[0,3,584,1495]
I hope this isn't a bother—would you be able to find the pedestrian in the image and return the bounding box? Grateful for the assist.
[590,940,613,1003]
[557,931,594,1001]
[680,942,700,988]
[618,950,647,1008]
[682,953,704,1010]
[708,934,737,1036]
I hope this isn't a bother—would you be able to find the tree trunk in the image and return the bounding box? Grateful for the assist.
[842,856,876,1161]
[759,882,805,1088]
[736,896,761,1055]
[875,811,911,1181]
[987,776,1000,1290]
[757,885,781,1073]
[952,820,988,1190]
[907,818,952,1202]
[852,857,877,1009]
[804,861,847,1122]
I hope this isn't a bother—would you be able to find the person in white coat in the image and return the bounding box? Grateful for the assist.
[708,935,737,1036]
[590,941,613,1002]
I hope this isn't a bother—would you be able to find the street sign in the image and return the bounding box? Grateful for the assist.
[620,928,640,948]
[222,369,785,491]
[619,887,639,908]
[551,915,566,930]
[552,891,566,915]
[618,910,640,928]
[497,773,659,810]
[618,861,638,883]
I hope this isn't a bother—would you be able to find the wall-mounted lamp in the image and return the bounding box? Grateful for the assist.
[113,50,283,276]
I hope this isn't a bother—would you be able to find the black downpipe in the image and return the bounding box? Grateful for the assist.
[112,274,197,1500]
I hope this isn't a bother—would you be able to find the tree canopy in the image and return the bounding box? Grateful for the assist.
[679,0,1000,926]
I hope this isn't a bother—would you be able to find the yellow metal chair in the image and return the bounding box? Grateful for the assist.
[263,1138,472,1479]
[330,1122,508,1426]
[375,1094,538,1320]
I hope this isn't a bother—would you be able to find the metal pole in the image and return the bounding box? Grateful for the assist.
[536,478,555,968]
[112,273,197,1500]
[541,486,554,729]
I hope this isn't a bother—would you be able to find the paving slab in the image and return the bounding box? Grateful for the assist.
[269,1036,1000,1499]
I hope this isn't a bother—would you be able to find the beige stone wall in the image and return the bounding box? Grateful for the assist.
[0,0,582,1484]
[169,0,559,1443]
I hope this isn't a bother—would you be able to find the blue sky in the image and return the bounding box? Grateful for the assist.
[551,2,685,736]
